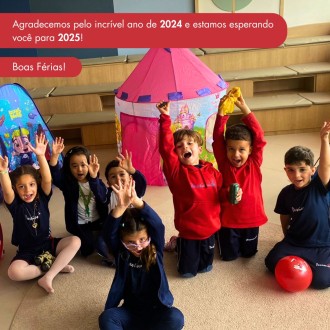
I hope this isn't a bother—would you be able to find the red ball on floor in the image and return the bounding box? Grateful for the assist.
[275,256,313,292]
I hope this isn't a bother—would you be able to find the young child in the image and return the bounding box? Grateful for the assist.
[0,134,80,294]
[105,150,147,212]
[212,92,267,261]
[99,178,184,330]
[265,121,330,289]
[102,150,147,265]
[49,138,108,259]
[157,101,222,278]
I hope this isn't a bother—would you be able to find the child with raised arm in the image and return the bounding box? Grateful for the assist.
[101,151,147,266]
[157,101,222,278]
[49,138,108,260]
[265,122,330,289]
[0,134,80,294]
[105,150,147,212]
[212,92,267,261]
[99,178,184,330]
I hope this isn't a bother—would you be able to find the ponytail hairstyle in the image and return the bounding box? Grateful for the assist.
[120,208,157,271]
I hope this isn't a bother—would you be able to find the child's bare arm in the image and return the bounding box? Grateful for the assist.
[156,101,170,116]
[49,137,65,166]
[30,134,52,195]
[0,156,14,204]
[318,121,330,186]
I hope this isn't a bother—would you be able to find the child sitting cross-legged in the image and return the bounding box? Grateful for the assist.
[0,134,80,294]
[99,178,184,330]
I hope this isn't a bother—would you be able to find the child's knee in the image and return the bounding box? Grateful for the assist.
[7,266,18,281]
[8,262,39,281]
[311,272,330,290]
[264,253,277,273]
[71,235,81,249]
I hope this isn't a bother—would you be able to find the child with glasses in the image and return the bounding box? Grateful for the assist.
[265,122,330,289]
[101,150,147,267]
[99,178,184,330]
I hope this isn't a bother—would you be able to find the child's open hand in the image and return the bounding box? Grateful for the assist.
[320,121,330,139]
[156,101,170,116]
[111,177,135,209]
[30,134,48,156]
[52,137,65,155]
[88,154,100,178]
[117,150,135,174]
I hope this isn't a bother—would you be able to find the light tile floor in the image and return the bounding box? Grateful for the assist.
[0,131,323,329]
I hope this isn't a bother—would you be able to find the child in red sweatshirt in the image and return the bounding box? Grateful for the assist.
[212,93,268,261]
[157,101,222,278]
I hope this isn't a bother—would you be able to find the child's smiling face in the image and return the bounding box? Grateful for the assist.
[226,139,252,168]
[121,229,150,258]
[107,166,131,187]
[284,162,316,189]
[15,174,37,203]
[69,154,89,182]
[175,135,202,166]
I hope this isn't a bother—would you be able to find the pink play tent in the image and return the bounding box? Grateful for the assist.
[115,48,228,185]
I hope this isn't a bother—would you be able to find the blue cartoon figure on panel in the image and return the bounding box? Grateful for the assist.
[0,83,62,172]
[11,127,39,169]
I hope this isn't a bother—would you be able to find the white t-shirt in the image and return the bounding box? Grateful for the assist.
[108,191,118,213]
[77,181,100,224]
